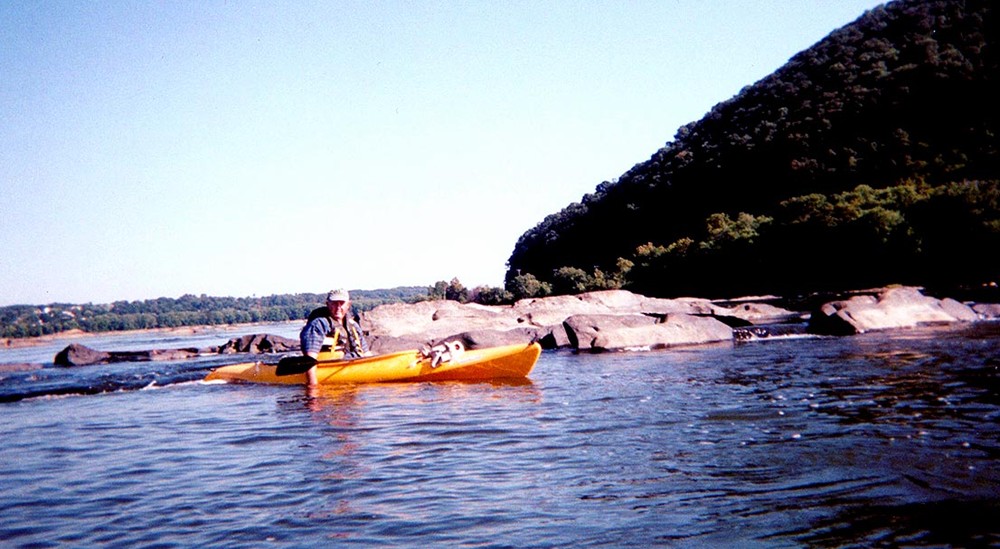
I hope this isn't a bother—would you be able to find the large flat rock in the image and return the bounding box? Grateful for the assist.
[589,314,734,352]
[808,287,979,335]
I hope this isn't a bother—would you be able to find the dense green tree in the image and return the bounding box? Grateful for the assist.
[427,281,449,300]
[445,278,470,303]
[551,267,593,295]
[506,273,552,300]
[472,286,512,305]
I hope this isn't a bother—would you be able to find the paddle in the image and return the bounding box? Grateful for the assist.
[275,355,318,376]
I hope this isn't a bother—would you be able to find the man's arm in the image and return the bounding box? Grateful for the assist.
[299,317,329,386]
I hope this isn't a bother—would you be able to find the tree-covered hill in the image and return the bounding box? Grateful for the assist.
[506,0,998,298]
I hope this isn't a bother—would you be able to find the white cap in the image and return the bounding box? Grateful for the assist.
[326,288,350,302]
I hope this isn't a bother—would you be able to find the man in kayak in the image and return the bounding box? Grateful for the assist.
[299,289,370,385]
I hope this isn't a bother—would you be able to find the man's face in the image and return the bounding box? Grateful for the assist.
[327,300,348,322]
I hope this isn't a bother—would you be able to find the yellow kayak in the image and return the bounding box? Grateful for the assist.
[204,342,541,385]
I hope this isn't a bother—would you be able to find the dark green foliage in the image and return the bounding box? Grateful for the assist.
[425,278,470,303]
[445,278,469,303]
[506,0,998,297]
[471,286,512,305]
[624,180,1000,297]
[551,267,592,295]
[428,279,516,305]
[427,281,449,300]
[505,273,552,300]
[0,287,429,339]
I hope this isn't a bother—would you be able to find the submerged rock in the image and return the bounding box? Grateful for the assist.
[54,343,205,366]
[54,333,298,366]
[0,362,43,373]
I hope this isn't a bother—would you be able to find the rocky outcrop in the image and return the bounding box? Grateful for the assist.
[363,287,994,351]
[361,289,797,353]
[808,287,979,335]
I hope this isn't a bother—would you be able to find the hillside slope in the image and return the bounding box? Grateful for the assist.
[506,0,997,297]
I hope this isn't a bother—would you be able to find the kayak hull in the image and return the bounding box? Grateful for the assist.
[204,342,541,385]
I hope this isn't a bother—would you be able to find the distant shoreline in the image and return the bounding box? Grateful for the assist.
[1,321,302,350]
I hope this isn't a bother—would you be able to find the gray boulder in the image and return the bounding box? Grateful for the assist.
[589,313,733,352]
[510,293,622,327]
[972,303,1000,319]
[435,327,545,349]
[710,301,808,325]
[217,333,299,354]
[367,334,427,354]
[808,287,978,335]
[55,343,112,366]
[562,314,660,349]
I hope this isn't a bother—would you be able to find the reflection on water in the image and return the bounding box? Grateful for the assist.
[796,499,1000,547]
[0,322,997,546]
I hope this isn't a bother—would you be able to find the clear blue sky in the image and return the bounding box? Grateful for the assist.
[1,0,886,306]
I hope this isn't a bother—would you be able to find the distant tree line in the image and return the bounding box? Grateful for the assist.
[506,0,999,298]
[1,287,427,339]
[3,279,589,340]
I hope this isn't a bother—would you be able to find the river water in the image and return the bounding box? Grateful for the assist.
[1,322,998,547]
